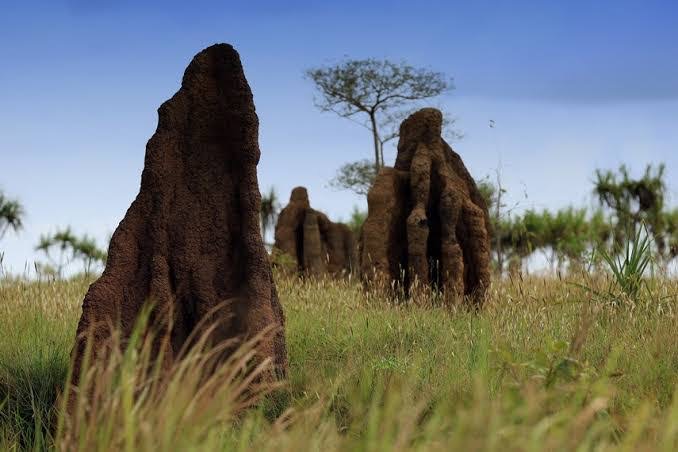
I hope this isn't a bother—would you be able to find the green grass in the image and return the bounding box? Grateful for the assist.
[0,272,676,450]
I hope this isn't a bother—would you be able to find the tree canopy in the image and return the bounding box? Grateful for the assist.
[593,164,673,256]
[0,191,25,241]
[307,58,453,195]
[481,164,676,275]
[329,159,377,196]
[35,227,107,277]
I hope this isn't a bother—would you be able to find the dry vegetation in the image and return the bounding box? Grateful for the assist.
[0,270,676,451]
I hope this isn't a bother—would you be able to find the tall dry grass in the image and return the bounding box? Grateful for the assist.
[0,271,676,450]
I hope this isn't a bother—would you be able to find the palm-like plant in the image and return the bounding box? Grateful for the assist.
[598,224,653,299]
[0,191,25,241]
[73,234,108,276]
[593,164,668,255]
[36,227,77,278]
[36,227,107,277]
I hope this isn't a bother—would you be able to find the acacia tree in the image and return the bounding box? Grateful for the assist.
[0,190,25,241]
[306,58,452,193]
[328,159,377,196]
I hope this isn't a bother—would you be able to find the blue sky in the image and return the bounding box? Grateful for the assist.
[1,0,677,274]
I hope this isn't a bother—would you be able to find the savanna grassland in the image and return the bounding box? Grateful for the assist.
[0,271,676,451]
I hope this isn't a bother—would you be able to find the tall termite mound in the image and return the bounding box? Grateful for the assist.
[273,187,356,276]
[360,108,491,304]
[68,44,287,401]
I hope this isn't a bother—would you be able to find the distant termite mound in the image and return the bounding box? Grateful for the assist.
[273,187,356,276]
[360,108,490,305]
[68,44,287,407]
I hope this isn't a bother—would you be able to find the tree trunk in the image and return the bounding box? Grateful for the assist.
[369,112,381,170]
[379,140,385,168]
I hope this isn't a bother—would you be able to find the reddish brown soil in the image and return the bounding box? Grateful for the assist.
[273,187,356,276]
[360,108,491,305]
[69,44,287,401]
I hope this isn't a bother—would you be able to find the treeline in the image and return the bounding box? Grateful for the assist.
[301,56,676,276]
[35,227,107,278]
[480,164,677,274]
[2,163,676,279]
[0,191,107,278]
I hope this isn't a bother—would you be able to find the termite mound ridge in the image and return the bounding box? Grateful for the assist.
[360,108,491,305]
[273,187,356,276]
[68,44,287,410]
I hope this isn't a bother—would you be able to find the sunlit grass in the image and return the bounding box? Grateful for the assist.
[0,271,676,450]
